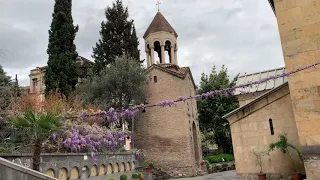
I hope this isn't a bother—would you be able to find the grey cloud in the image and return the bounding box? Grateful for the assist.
[0,0,283,87]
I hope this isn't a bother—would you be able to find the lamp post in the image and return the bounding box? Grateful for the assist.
[129,103,135,149]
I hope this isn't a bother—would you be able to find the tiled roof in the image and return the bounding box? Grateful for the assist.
[147,64,196,88]
[158,64,188,76]
[234,67,287,95]
[143,12,178,38]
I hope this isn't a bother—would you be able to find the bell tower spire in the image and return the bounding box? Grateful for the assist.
[144,10,178,68]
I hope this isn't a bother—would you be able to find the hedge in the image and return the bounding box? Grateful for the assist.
[204,154,234,163]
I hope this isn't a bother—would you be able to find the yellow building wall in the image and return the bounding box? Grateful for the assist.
[274,0,320,178]
[228,85,304,179]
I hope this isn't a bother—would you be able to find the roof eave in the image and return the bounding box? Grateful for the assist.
[268,0,276,15]
[223,82,288,119]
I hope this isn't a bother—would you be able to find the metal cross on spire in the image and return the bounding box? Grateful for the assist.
[156,1,161,12]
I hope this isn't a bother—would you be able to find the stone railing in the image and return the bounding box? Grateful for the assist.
[0,152,136,180]
[0,157,57,180]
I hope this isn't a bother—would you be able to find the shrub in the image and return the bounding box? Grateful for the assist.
[204,154,234,164]
[108,178,115,180]
[132,173,141,178]
[120,174,127,180]
[221,163,228,168]
[144,160,155,168]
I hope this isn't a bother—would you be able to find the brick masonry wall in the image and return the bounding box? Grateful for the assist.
[135,67,202,177]
[228,85,304,175]
[274,0,320,179]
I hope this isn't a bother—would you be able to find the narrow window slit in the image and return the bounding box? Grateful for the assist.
[269,118,274,135]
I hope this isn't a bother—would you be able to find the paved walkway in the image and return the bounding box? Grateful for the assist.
[170,171,237,180]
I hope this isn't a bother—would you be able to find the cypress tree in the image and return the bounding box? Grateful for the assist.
[92,0,140,74]
[45,0,79,97]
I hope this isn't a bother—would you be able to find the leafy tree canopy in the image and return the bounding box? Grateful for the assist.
[197,65,239,153]
[77,56,146,109]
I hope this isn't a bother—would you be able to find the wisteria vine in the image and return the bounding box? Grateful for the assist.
[64,60,320,120]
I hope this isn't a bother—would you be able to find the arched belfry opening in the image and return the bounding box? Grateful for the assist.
[165,40,172,64]
[143,12,178,67]
[153,41,162,64]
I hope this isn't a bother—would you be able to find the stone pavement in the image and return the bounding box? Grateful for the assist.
[169,170,237,180]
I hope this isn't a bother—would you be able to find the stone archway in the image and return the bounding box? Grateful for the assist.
[45,169,55,178]
[192,122,200,164]
[58,168,68,180]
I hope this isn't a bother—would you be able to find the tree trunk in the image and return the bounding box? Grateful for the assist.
[32,138,42,171]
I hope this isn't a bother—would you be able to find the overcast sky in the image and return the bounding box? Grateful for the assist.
[0,0,284,86]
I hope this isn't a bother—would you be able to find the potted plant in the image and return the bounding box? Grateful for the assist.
[269,133,303,180]
[132,173,141,180]
[120,174,127,180]
[144,160,155,173]
[252,149,269,180]
[140,172,144,180]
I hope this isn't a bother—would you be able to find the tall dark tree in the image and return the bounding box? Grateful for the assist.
[45,0,79,97]
[197,65,239,154]
[92,0,141,74]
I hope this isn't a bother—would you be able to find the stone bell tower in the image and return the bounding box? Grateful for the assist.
[144,12,178,67]
[135,10,202,178]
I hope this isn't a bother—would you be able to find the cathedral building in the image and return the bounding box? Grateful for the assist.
[134,11,202,177]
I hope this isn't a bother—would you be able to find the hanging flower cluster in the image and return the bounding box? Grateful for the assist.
[44,121,131,153]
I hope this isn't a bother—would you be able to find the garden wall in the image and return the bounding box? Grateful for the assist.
[0,152,136,180]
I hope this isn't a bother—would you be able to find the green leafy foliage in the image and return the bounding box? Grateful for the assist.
[221,163,228,168]
[0,65,13,110]
[269,133,302,160]
[144,160,155,168]
[10,111,63,142]
[120,174,128,180]
[269,133,303,172]
[204,154,234,164]
[10,111,63,171]
[108,178,115,180]
[197,65,239,153]
[45,0,79,97]
[132,173,141,178]
[92,0,141,74]
[77,56,146,109]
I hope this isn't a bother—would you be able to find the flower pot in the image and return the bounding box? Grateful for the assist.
[145,167,152,173]
[292,172,302,180]
[258,173,266,180]
[140,173,144,180]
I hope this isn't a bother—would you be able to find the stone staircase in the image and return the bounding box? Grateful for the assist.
[0,157,57,180]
